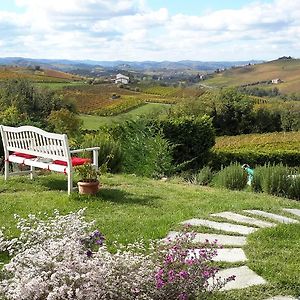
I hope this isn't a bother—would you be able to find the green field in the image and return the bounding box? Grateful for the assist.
[205,59,300,93]
[81,103,171,129]
[0,173,299,299]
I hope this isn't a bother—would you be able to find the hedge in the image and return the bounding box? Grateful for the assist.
[210,150,300,170]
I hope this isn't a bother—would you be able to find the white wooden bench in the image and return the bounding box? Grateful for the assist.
[0,125,100,195]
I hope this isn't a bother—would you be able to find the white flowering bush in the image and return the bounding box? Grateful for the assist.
[0,210,234,300]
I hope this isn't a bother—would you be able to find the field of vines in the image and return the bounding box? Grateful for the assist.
[212,131,300,168]
[60,84,178,114]
[214,131,300,152]
[141,85,205,98]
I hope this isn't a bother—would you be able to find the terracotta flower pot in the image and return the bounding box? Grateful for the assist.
[77,180,99,195]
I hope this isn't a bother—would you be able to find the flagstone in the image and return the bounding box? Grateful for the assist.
[166,231,247,246]
[244,210,299,224]
[263,296,298,300]
[283,208,300,218]
[212,211,275,228]
[188,248,248,263]
[212,266,267,291]
[181,218,257,235]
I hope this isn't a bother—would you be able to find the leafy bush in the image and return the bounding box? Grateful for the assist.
[288,175,300,201]
[158,115,215,170]
[47,108,83,138]
[252,164,300,200]
[190,166,214,186]
[115,120,174,178]
[0,210,234,300]
[81,132,123,173]
[214,163,247,190]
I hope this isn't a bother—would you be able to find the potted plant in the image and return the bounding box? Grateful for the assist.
[75,163,101,195]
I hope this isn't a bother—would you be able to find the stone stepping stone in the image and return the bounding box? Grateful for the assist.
[244,210,299,224]
[181,219,257,235]
[264,296,298,300]
[188,248,247,263]
[212,211,276,228]
[166,231,247,246]
[283,208,300,218]
[212,266,266,291]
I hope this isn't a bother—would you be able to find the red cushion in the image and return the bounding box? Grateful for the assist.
[53,157,91,166]
[12,152,37,159]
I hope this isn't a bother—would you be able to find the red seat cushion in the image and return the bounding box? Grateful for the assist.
[12,152,37,159]
[53,157,91,166]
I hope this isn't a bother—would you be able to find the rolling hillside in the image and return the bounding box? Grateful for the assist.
[0,66,82,82]
[205,58,300,93]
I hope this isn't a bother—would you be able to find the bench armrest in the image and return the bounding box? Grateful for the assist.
[70,147,100,169]
[70,147,100,154]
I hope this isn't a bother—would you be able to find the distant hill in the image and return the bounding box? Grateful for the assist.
[204,58,300,93]
[0,66,82,82]
[0,57,263,72]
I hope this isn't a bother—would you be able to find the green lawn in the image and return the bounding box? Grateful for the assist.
[80,103,171,129]
[0,173,299,299]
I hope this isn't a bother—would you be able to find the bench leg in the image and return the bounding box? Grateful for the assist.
[67,172,73,195]
[4,160,9,180]
[30,166,36,180]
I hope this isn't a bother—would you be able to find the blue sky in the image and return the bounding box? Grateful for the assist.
[149,0,272,15]
[0,0,298,61]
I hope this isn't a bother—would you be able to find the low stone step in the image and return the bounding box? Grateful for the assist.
[283,208,300,218]
[212,211,275,228]
[264,296,298,300]
[244,210,299,224]
[181,219,257,235]
[188,248,248,263]
[211,266,267,291]
[166,231,247,246]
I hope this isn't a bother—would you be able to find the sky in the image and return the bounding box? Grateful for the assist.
[0,0,299,61]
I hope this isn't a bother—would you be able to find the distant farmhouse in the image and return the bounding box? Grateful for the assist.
[115,73,129,84]
[271,78,283,84]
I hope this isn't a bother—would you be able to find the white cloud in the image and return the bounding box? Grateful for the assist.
[0,0,299,60]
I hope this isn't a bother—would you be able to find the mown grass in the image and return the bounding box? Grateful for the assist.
[0,173,299,299]
[80,103,171,129]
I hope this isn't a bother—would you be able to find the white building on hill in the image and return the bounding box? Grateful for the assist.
[115,73,129,84]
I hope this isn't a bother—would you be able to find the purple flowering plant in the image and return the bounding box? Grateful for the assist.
[153,229,235,299]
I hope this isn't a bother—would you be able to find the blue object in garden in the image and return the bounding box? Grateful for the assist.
[242,164,254,185]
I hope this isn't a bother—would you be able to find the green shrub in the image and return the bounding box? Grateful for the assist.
[158,115,215,170]
[114,120,174,178]
[211,150,300,169]
[288,175,300,201]
[81,132,123,173]
[191,166,214,186]
[251,165,268,193]
[258,164,290,197]
[214,163,247,190]
[251,164,299,200]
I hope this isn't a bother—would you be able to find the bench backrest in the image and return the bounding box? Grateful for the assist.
[0,125,71,162]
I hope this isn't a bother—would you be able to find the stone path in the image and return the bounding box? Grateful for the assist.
[264,297,298,300]
[244,210,299,224]
[188,248,248,262]
[166,231,247,246]
[212,266,267,291]
[181,218,257,235]
[165,208,300,295]
[212,211,276,228]
[283,208,300,217]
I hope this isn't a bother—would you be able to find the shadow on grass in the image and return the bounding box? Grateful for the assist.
[37,176,68,192]
[71,188,160,206]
